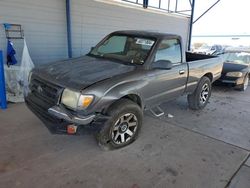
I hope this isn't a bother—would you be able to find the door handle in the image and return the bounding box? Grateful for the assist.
[179,70,185,75]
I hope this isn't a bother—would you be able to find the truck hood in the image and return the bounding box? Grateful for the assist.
[35,55,135,90]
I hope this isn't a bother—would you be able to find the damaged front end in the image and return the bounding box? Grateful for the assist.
[25,75,108,135]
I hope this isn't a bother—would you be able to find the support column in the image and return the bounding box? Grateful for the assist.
[188,0,195,51]
[66,0,72,58]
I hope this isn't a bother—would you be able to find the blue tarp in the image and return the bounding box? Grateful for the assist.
[7,40,17,66]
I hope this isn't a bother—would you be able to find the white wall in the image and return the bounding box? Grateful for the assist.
[0,0,190,65]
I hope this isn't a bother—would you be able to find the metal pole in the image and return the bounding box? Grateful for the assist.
[168,0,170,12]
[188,0,195,51]
[66,0,72,58]
[175,0,178,12]
[0,50,7,109]
[193,0,221,24]
[143,0,148,8]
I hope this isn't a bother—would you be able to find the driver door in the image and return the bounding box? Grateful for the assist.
[144,38,188,107]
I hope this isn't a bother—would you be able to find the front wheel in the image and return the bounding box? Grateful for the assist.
[96,99,143,150]
[235,74,249,91]
[188,76,212,110]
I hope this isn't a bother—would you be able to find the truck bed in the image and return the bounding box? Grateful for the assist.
[186,52,216,62]
[185,52,223,94]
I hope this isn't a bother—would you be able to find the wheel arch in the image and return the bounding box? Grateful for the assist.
[203,73,213,82]
[121,94,143,109]
[102,94,144,114]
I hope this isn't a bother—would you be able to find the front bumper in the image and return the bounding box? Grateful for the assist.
[217,76,244,86]
[48,105,95,125]
[25,97,108,135]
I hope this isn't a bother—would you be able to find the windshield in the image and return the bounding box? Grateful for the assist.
[220,52,250,65]
[89,34,155,64]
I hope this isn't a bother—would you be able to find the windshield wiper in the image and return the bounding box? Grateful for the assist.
[88,53,105,58]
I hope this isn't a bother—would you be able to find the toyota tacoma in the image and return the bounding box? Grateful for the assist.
[25,30,223,149]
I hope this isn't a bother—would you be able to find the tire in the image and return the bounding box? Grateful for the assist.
[188,76,212,110]
[96,99,143,150]
[235,74,249,91]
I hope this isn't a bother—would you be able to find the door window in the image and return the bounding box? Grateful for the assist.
[155,39,182,64]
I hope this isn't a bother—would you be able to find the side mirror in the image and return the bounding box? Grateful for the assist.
[152,60,173,70]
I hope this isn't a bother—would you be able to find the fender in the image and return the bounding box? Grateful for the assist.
[84,78,148,114]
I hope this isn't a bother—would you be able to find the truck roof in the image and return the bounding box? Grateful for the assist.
[112,30,180,39]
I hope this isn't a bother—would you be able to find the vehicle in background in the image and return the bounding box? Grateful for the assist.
[193,44,223,55]
[209,45,224,55]
[215,47,250,91]
[192,44,210,54]
[25,31,223,149]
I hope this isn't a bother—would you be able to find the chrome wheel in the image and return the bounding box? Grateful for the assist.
[243,76,249,91]
[111,113,138,145]
[200,83,209,104]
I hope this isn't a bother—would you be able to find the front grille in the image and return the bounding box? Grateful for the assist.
[28,76,63,112]
[25,75,69,133]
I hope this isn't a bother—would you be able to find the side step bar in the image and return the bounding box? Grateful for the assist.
[150,106,164,117]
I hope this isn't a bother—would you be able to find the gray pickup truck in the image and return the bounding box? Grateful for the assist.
[25,30,223,149]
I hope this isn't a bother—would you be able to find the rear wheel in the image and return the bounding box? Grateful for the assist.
[188,76,212,110]
[96,99,143,150]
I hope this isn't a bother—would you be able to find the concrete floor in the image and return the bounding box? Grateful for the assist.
[0,85,250,188]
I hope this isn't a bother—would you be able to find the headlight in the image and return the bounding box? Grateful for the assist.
[61,88,94,110]
[61,89,80,109]
[226,72,243,78]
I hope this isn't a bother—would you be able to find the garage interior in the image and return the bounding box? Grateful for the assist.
[0,0,250,188]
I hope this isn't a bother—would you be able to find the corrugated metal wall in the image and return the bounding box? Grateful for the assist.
[0,0,189,65]
[0,0,67,65]
[71,0,190,57]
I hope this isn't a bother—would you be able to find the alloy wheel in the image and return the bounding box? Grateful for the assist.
[111,113,138,145]
[243,76,249,91]
[200,83,209,104]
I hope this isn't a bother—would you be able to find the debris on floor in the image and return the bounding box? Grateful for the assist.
[167,113,174,118]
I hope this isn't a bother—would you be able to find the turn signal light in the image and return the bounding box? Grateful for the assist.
[82,96,93,107]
